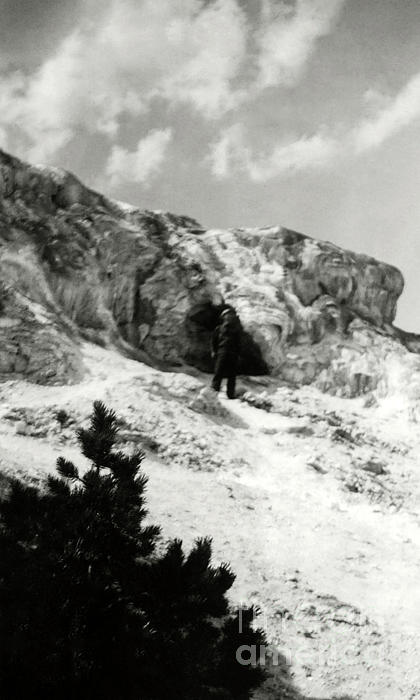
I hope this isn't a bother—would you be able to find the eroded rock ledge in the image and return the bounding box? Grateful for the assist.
[0,148,415,395]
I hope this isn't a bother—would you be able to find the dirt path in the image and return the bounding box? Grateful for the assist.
[1,343,420,698]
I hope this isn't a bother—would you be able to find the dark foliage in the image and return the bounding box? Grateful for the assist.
[55,408,71,428]
[0,401,265,699]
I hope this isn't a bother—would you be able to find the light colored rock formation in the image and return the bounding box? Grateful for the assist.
[0,148,417,393]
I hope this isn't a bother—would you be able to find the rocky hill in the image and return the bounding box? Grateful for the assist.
[2,149,420,698]
[0,148,418,396]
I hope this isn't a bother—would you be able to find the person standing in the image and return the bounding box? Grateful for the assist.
[211,306,242,399]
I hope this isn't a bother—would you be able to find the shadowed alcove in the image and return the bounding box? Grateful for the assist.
[184,301,269,375]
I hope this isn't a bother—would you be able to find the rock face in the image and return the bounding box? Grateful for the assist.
[0,148,417,394]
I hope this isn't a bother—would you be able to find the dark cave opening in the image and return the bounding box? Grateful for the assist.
[184,301,269,375]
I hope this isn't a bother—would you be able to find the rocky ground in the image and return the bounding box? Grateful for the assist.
[1,342,420,699]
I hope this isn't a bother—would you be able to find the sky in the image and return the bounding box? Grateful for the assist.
[1,0,420,330]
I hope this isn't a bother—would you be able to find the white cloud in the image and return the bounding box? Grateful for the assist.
[0,72,25,122]
[4,0,419,180]
[0,0,349,167]
[249,133,338,180]
[256,0,347,88]
[353,72,420,152]
[0,0,248,163]
[208,123,338,181]
[0,126,8,150]
[207,123,247,178]
[209,69,420,183]
[0,62,76,162]
[96,0,248,117]
[106,128,173,187]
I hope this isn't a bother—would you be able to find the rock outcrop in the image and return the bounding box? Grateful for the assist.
[0,148,417,394]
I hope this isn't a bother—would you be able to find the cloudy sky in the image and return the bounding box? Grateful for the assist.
[1,0,420,330]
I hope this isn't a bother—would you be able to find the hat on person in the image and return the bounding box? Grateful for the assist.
[220,306,235,317]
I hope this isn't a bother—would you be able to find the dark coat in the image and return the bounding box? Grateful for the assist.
[212,312,242,378]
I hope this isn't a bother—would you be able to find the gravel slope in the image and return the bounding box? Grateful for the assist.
[1,343,419,699]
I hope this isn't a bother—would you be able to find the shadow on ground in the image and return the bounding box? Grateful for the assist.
[254,651,355,700]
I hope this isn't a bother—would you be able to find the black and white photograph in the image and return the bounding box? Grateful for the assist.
[1,1,420,698]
